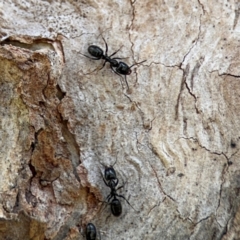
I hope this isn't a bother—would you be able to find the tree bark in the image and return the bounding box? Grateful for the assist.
[0,1,240,239]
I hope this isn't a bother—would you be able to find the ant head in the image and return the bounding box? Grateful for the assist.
[86,223,97,239]
[126,68,132,75]
[104,166,117,181]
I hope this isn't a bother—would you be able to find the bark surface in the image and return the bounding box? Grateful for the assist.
[0,0,240,239]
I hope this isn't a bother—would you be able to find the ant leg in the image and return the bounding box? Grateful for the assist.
[110,66,124,89]
[111,56,130,61]
[115,178,119,187]
[116,194,137,211]
[112,57,127,60]
[115,180,125,191]
[100,193,114,204]
[106,193,114,203]
[98,60,107,71]
[103,177,110,188]
[112,157,117,167]
[106,195,111,202]
[79,52,101,60]
[110,66,129,90]
[116,185,124,191]
[101,35,109,56]
[99,168,111,188]
[99,200,109,212]
[99,160,109,170]
[101,35,123,57]
[129,60,147,68]
[124,75,129,90]
[109,46,123,58]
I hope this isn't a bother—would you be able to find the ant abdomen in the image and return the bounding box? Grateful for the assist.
[88,45,104,59]
[111,198,122,217]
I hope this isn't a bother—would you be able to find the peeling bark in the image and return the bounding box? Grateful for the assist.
[0,0,240,239]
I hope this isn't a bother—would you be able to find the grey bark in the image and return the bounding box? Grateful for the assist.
[0,0,240,239]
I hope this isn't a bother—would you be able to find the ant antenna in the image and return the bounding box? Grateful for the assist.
[129,59,147,68]
[112,153,119,167]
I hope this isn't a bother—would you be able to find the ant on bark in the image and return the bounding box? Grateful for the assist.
[86,223,101,240]
[100,159,135,216]
[80,36,146,90]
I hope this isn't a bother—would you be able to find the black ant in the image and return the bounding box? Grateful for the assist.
[86,223,101,240]
[80,36,146,90]
[103,165,118,190]
[113,60,146,90]
[100,161,135,216]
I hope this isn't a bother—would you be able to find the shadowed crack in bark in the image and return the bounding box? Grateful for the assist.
[176,209,194,224]
[178,136,232,229]
[178,136,230,159]
[61,120,81,182]
[174,12,202,119]
[175,63,201,119]
[129,0,136,33]
[209,69,240,79]
[175,64,189,120]
[215,153,230,228]
[148,162,176,203]
[197,0,206,14]
[147,200,162,216]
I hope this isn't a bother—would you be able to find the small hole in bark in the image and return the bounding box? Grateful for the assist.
[231,141,236,148]
[29,163,37,177]
[56,84,65,100]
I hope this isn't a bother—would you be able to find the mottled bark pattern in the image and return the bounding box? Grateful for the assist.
[0,0,240,239]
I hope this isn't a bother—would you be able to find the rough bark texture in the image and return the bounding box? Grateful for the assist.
[0,0,240,239]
